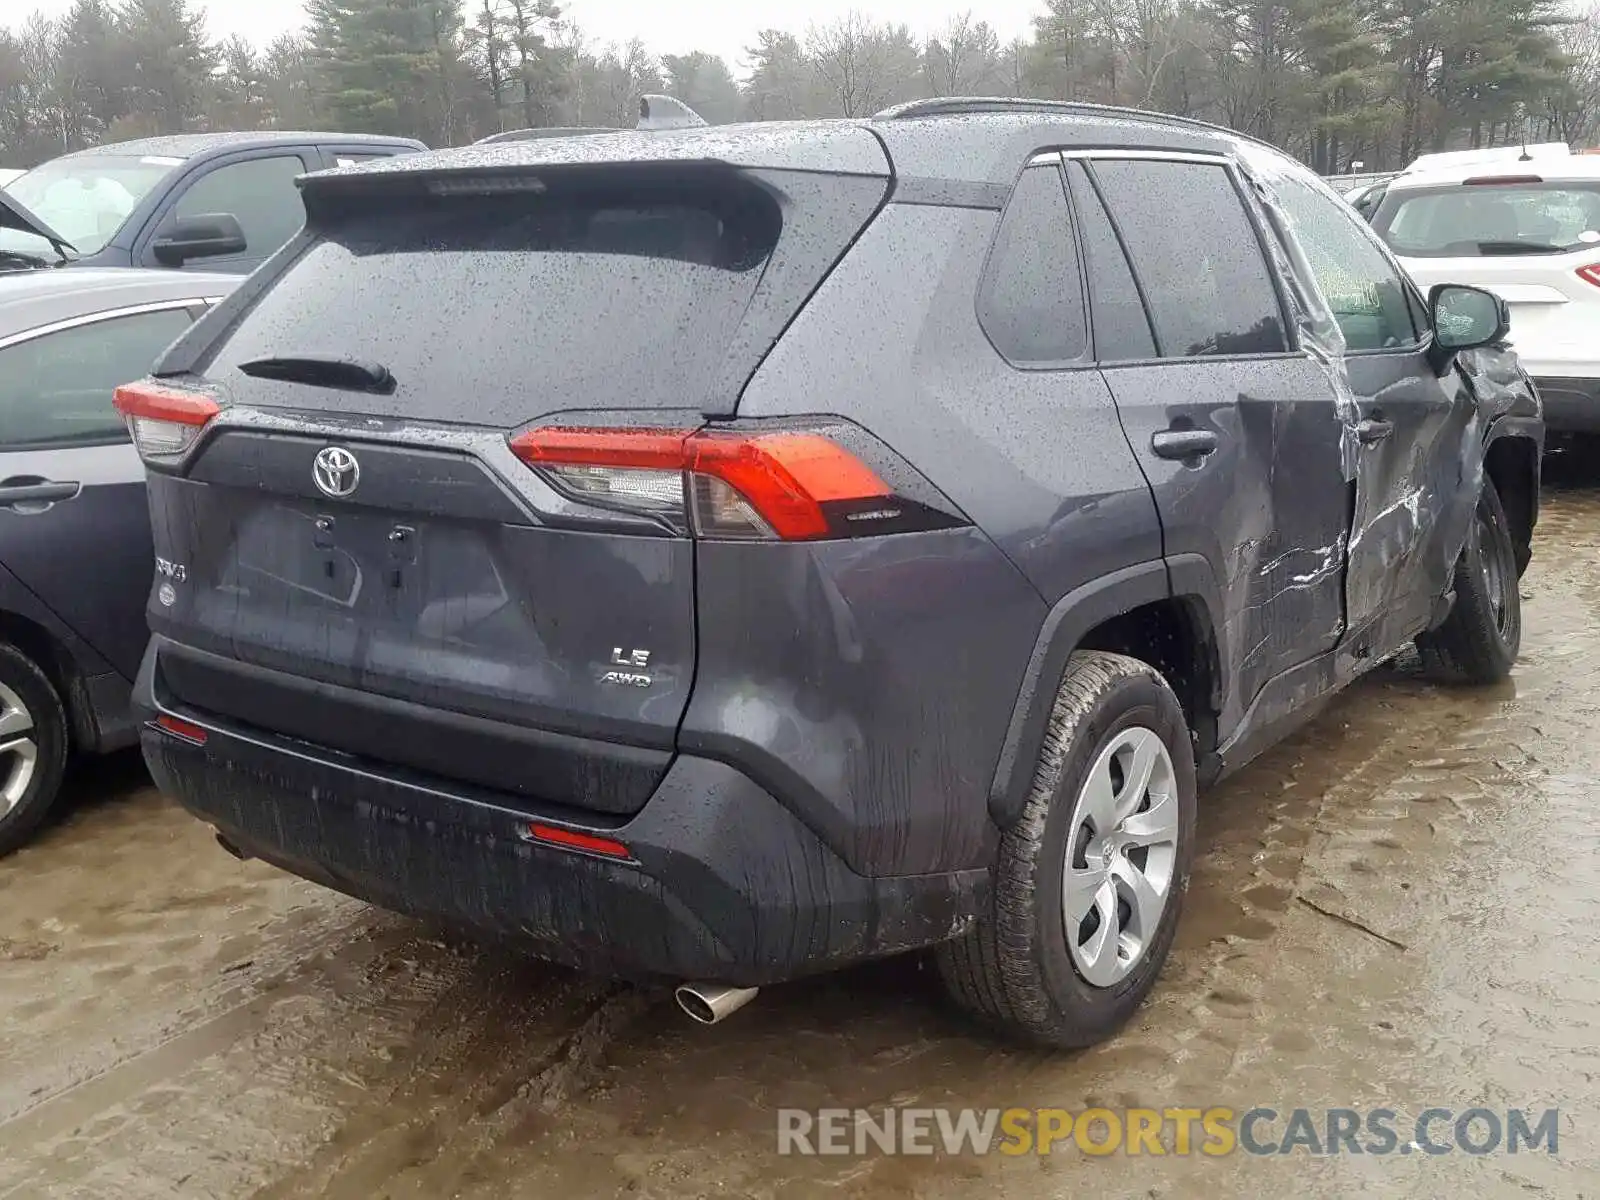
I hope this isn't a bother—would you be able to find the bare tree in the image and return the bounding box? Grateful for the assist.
[1549,2,1600,145]
[925,12,1003,97]
[807,12,919,117]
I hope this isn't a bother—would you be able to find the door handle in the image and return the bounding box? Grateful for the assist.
[1151,429,1219,461]
[0,480,82,508]
[1356,418,1394,445]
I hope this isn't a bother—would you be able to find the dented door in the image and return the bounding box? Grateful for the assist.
[1342,355,1481,654]
[1252,164,1485,659]
[1071,156,1353,729]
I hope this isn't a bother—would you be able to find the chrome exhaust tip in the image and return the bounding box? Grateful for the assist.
[674,982,759,1025]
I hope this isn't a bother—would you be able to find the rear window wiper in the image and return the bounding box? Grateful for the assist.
[236,354,396,393]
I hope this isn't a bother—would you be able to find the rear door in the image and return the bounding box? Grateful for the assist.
[0,300,202,679]
[1268,168,1481,653]
[1070,154,1353,727]
[143,160,890,816]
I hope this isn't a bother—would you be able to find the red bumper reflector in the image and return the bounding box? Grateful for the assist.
[156,714,208,744]
[525,823,633,859]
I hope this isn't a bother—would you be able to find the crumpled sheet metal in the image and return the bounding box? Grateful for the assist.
[1230,138,1489,623]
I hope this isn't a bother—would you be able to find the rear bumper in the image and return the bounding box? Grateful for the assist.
[136,649,988,986]
[1532,377,1600,434]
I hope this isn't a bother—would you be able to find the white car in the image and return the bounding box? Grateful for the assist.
[1370,154,1600,435]
[1403,143,1570,176]
[0,169,23,189]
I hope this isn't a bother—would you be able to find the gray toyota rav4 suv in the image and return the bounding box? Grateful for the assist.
[120,99,1542,1047]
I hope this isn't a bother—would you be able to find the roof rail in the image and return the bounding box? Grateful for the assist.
[468,96,706,145]
[873,96,1278,153]
[473,126,621,145]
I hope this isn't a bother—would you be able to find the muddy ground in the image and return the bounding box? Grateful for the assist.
[4,470,1600,1200]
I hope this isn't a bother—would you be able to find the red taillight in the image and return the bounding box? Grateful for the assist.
[1578,264,1600,289]
[113,381,220,459]
[155,714,208,744]
[524,823,633,860]
[509,427,892,541]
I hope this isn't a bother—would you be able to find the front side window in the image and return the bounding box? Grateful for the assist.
[1089,159,1287,359]
[0,307,196,448]
[978,163,1088,365]
[1268,169,1420,352]
[168,154,311,266]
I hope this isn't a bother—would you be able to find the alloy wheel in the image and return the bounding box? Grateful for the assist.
[0,680,38,817]
[1062,726,1180,988]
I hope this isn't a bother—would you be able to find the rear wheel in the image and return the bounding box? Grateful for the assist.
[0,643,69,858]
[1417,481,1521,684]
[937,651,1196,1048]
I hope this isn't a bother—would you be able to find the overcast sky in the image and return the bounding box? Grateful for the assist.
[17,0,1049,75]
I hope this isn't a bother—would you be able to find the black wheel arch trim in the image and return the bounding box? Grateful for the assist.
[987,554,1224,829]
[1484,413,1544,453]
[1482,414,1543,562]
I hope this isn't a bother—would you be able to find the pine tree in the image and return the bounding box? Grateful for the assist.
[662,52,741,124]
[55,0,125,143]
[306,0,467,142]
[116,0,215,134]
[1292,0,1391,171]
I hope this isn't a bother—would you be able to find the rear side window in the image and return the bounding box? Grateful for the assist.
[0,307,195,447]
[205,178,784,424]
[1377,182,1600,257]
[1067,164,1157,361]
[979,163,1087,364]
[1089,159,1287,358]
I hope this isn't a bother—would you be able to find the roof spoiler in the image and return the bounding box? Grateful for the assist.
[638,95,707,131]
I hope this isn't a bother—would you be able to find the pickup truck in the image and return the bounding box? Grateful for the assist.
[0,131,424,274]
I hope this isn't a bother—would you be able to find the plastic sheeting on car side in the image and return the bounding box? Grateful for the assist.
[1229,138,1496,658]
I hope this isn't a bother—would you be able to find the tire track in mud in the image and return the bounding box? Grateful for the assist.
[0,899,380,1127]
[245,970,656,1200]
[0,912,658,1200]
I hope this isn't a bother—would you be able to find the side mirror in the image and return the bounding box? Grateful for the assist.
[152,212,247,266]
[1427,283,1508,371]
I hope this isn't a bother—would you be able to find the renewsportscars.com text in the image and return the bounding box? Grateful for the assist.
[776,1106,1560,1157]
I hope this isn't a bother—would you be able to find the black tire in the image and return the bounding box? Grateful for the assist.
[936,651,1197,1049]
[1417,480,1521,685]
[0,642,70,859]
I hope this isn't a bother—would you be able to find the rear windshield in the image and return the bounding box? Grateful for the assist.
[1376,181,1600,257]
[204,176,782,423]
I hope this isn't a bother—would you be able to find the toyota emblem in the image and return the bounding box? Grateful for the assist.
[312,446,360,498]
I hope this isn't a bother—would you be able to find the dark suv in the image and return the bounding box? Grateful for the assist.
[120,99,1542,1048]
